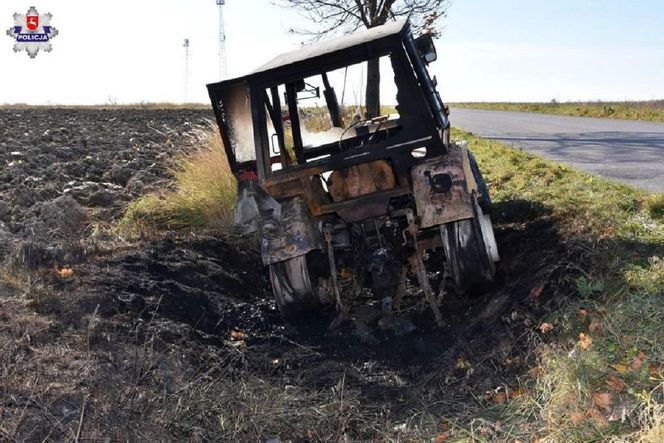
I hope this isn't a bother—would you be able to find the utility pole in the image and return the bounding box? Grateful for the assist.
[183,38,190,103]
[216,0,228,79]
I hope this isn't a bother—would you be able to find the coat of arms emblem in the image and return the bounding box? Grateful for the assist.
[6,6,58,58]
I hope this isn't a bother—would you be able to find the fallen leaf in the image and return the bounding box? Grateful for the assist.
[570,410,586,425]
[606,375,625,392]
[628,351,647,372]
[649,364,663,379]
[510,388,525,399]
[339,267,353,279]
[539,322,554,334]
[587,408,609,428]
[610,363,628,374]
[529,286,544,300]
[230,330,247,341]
[592,392,614,413]
[578,309,588,319]
[493,391,508,404]
[432,433,449,443]
[578,333,593,350]
[57,267,74,278]
[528,366,543,378]
[484,390,508,404]
[588,318,602,333]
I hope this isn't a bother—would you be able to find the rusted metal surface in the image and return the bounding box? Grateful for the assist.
[411,145,474,229]
[263,177,306,200]
[260,196,323,266]
[404,209,443,327]
[262,170,409,222]
[335,198,391,223]
[328,160,396,202]
[322,227,341,307]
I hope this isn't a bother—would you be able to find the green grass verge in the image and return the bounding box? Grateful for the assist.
[456,127,664,441]
[451,101,664,123]
[120,125,236,233]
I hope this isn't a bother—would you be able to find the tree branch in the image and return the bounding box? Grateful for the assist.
[276,0,448,38]
[354,0,371,27]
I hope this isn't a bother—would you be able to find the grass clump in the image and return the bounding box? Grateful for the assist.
[451,100,664,123]
[645,194,664,220]
[121,124,236,232]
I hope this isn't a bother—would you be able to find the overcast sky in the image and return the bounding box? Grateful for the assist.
[1,0,663,105]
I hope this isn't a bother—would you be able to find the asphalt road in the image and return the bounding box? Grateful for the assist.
[450,108,664,193]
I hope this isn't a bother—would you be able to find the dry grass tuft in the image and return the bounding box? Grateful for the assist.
[121,124,236,232]
[163,374,366,442]
[626,394,664,442]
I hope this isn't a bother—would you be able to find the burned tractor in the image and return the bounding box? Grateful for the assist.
[207,19,499,325]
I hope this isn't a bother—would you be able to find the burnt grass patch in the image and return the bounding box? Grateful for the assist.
[2,198,580,441]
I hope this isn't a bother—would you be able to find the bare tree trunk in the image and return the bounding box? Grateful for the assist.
[365,57,381,118]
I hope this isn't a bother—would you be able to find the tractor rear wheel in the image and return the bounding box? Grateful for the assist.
[440,195,498,294]
[269,255,319,320]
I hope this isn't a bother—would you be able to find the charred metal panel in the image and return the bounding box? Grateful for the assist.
[234,180,281,235]
[328,160,396,202]
[458,141,479,193]
[209,81,255,170]
[261,196,323,266]
[314,186,408,218]
[411,145,474,228]
[264,177,306,200]
[336,199,391,223]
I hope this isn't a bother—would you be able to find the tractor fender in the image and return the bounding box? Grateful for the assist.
[234,179,280,235]
[259,195,323,266]
[411,142,478,229]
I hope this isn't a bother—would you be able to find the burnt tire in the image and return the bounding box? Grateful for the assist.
[269,255,319,321]
[468,150,492,213]
[440,196,497,294]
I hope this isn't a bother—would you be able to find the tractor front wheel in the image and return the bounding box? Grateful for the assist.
[268,255,320,321]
